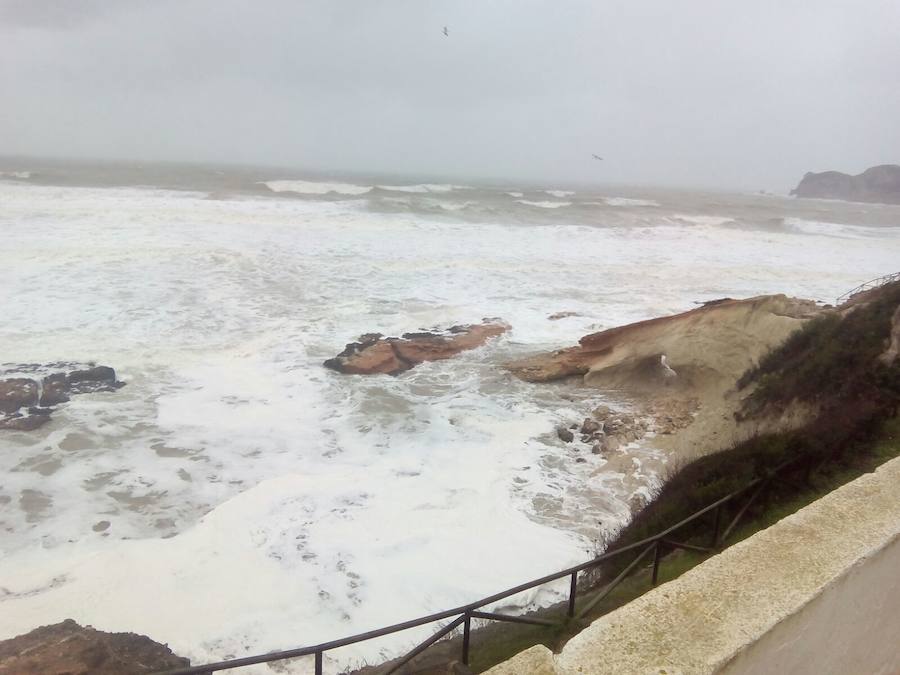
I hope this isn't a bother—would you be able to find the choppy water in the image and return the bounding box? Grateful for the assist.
[1,161,898,672]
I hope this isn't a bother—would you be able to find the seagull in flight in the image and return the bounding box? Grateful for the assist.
[592,154,604,161]
[443,26,449,36]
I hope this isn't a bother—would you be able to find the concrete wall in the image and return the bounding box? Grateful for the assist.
[486,455,900,675]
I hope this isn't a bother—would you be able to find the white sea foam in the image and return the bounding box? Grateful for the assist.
[783,217,900,239]
[672,214,737,227]
[602,197,660,207]
[264,179,372,195]
[0,180,898,671]
[546,190,575,198]
[517,199,572,209]
[378,183,462,193]
[506,191,524,198]
[0,170,31,179]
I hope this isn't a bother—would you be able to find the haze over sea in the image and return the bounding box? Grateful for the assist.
[1,160,899,672]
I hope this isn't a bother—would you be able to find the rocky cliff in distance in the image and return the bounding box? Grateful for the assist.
[790,164,900,204]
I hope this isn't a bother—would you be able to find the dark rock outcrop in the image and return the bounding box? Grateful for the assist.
[325,319,509,375]
[790,164,900,204]
[0,619,190,674]
[0,379,38,414]
[0,364,125,431]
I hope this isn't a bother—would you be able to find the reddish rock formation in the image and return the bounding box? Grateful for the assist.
[0,619,190,674]
[325,319,510,375]
[506,295,821,392]
[0,364,125,431]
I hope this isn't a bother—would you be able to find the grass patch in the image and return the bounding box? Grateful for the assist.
[739,280,900,413]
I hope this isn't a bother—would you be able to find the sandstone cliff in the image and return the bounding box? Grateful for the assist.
[506,295,821,394]
[790,164,900,204]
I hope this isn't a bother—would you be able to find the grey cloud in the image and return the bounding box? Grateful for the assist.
[1,0,899,190]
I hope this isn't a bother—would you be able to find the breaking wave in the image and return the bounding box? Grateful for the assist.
[517,200,572,209]
[263,179,372,196]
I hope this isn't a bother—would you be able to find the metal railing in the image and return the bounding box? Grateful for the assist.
[158,455,810,675]
[836,272,900,305]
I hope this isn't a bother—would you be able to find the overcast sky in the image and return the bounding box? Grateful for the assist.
[1,0,898,190]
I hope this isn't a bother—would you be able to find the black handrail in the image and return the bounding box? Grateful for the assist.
[835,271,900,305]
[158,458,801,675]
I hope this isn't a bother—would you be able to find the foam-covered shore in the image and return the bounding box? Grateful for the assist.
[0,178,898,671]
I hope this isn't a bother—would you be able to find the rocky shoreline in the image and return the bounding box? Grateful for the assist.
[0,293,837,672]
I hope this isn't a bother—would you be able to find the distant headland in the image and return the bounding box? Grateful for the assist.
[791,164,900,204]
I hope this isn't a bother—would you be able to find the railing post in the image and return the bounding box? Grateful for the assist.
[461,611,471,666]
[711,503,722,549]
[651,539,663,586]
[567,571,578,617]
[314,651,323,675]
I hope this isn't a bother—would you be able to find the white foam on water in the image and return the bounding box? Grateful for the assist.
[377,183,463,193]
[506,191,524,198]
[517,200,572,209]
[264,179,373,195]
[0,180,898,671]
[672,214,737,227]
[601,197,660,207]
[783,217,900,239]
[0,170,31,180]
[545,190,575,198]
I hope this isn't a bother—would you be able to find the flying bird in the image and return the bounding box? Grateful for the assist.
[592,154,604,161]
[443,26,449,36]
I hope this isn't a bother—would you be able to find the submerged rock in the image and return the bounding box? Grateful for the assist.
[581,417,602,435]
[557,426,575,443]
[0,379,38,414]
[0,619,189,674]
[325,319,510,375]
[0,364,125,431]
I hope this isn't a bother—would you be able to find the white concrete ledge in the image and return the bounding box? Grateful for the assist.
[486,455,900,675]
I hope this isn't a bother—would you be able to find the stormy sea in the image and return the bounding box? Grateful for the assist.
[1,159,899,671]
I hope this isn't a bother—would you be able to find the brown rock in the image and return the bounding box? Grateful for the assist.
[506,295,821,394]
[0,379,38,414]
[325,319,509,375]
[557,427,574,443]
[1,365,125,432]
[0,413,51,431]
[548,311,580,321]
[0,619,190,674]
[325,340,409,376]
[581,418,602,435]
[592,405,612,421]
[66,366,124,395]
[39,373,70,407]
[504,346,593,382]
